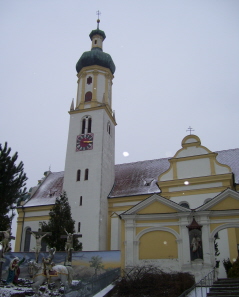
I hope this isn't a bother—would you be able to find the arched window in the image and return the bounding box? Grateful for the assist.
[77,170,81,181]
[85,91,92,102]
[24,227,31,252]
[84,169,89,180]
[88,118,92,133]
[87,76,92,85]
[81,116,92,134]
[78,222,81,232]
[81,119,86,134]
[80,196,83,206]
[180,202,190,209]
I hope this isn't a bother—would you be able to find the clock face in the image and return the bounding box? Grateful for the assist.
[76,133,94,151]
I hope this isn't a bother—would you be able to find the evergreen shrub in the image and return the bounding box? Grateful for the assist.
[106,266,195,297]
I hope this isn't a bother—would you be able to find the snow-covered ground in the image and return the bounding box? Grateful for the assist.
[0,282,114,297]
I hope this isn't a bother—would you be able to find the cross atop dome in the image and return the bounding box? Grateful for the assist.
[96,10,101,29]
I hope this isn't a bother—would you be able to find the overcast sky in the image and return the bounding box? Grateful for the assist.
[1,0,239,191]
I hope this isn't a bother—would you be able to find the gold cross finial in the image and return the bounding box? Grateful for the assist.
[186,126,194,135]
[96,10,101,29]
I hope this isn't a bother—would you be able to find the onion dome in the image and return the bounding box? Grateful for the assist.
[76,28,115,75]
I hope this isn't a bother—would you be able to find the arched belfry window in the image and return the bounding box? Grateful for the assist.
[85,91,92,102]
[81,119,86,134]
[85,169,89,180]
[24,227,31,252]
[88,118,92,133]
[87,76,92,85]
[77,170,81,181]
[81,116,92,134]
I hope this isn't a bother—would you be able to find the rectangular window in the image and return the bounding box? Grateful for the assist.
[80,196,82,206]
[84,169,89,180]
[78,222,81,232]
[77,170,81,181]
[88,118,92,133]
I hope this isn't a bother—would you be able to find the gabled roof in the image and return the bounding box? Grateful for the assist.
[23,148,239,207]
[109,148,239,198]
[23,171,64,207]
[109,158,170,198]
[216,148,239,182]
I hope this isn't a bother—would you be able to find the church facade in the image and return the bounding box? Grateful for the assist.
[15,24,239,281]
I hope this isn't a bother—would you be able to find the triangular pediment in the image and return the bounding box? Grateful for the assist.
[122,194,190,215]
[196,188,239,211]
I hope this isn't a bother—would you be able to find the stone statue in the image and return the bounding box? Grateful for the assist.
[42,247,56,284]
[0,229,13,254]
[6,256,25,285]
[61,229,81,264]
[64,229,73,250]
[30,231,48,263]
[190,233,203,260]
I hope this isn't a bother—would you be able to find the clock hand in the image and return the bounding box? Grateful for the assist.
[83,141,93,143]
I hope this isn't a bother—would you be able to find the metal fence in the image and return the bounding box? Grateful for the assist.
[67,267,120,297]
[178,268,216,297]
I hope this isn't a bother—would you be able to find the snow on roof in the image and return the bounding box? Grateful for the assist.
[109,158,170,198]
[23,171,64,207]
[108,148,239,198]
[216,148,239,182]
[23,148,239,206]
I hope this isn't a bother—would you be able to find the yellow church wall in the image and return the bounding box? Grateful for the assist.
[159,173,234,198]
[136,219,179,224]
[137,202,177,214]
[15,211,24,252]
[139,230,178,259]
[108,195,151,213]
[227,228,239,261]
[210,216,239,221]
[120,219,126,271]
[136,225,179,236]
[15,205,52,252]
[236,228,239,243]
[136,227,147,235]
[107,195,151,249]
[210,223,224,233]
[210,197,239,211]
[169,186,229,197]
[24,216,50,221]
[209,225,239,260]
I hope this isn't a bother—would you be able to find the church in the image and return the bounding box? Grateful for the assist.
[15,22,239,281]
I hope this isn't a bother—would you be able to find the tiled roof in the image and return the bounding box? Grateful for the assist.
[216,148,239,183]
[109,148,239,198]
[108,158,170,198]
[23,148,239,206]
[23,171,64,207]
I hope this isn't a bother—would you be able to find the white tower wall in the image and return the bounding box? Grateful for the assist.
[63,108,115,251]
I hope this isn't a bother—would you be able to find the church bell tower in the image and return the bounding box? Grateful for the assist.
[63,19,116,251]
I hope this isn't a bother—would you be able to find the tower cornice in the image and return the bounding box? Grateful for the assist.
[69,105,117,126]
[77,65,114,82]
